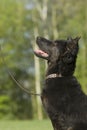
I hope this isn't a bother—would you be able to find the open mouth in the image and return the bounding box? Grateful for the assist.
[34,36,49,60]
[34,49,49,60]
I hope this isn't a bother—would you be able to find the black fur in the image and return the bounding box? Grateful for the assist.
[34,36,87,130]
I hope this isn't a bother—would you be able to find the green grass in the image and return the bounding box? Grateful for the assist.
[0,120,53,130]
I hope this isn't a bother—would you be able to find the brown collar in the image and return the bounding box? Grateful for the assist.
[46,73,62,80]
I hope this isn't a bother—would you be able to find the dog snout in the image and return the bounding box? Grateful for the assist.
[37,36,41,40]
[36,36,41,42]
[36,36,52,45]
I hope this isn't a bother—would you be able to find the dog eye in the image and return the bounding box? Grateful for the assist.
[67,55,72,61]
[63,54,73,64]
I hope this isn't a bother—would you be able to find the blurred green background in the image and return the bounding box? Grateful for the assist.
[0,0,87,126]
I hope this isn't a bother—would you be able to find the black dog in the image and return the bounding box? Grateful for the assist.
[34,36,87,130]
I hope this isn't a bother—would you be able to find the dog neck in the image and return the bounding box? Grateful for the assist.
[46,73,62,80]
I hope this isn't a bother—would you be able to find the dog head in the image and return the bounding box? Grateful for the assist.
[34,36,80,76]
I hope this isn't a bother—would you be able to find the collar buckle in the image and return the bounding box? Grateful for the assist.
[46,73,62,80]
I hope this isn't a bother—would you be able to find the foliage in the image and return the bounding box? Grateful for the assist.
[0,0,35,119]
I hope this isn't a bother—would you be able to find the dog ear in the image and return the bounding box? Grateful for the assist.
[67,36,81,45]
[74,36,81,43]
[73,37,81,44]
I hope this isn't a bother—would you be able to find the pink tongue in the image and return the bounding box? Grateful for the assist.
[36,50,44,54]
[35,50,48,57]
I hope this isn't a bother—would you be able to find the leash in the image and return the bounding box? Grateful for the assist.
[0,45,41,96]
